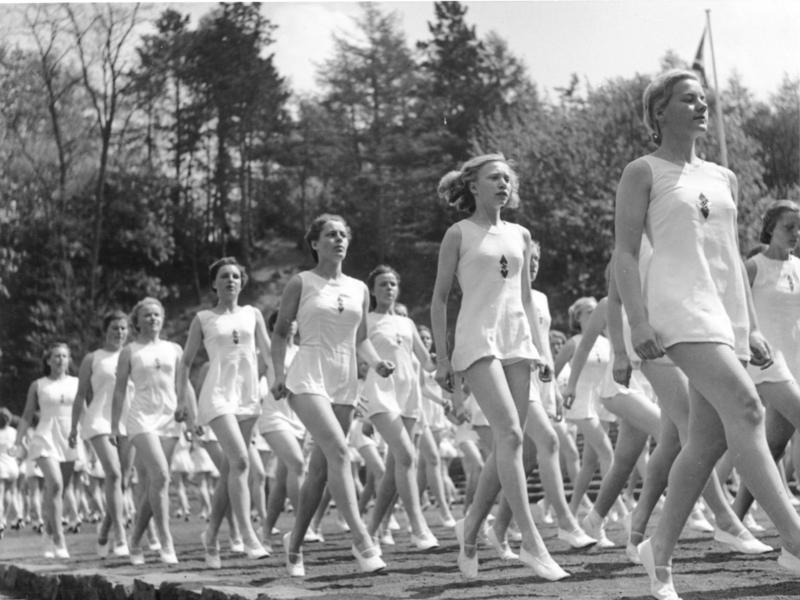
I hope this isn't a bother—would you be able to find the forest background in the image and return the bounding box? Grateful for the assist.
[1,2,798,411]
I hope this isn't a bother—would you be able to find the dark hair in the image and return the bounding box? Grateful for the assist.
[209,257,249,291]
[437,153,520,214]
[642,69,701,145]
[746,243,768,259]
[417,324,431,337]
[367,264,400,310]
[130,297,164,332]
[42,342,70,375]
[102,310,129,333]
[304,214,351,263]
[0,407,11,429]
[760,200,800,244]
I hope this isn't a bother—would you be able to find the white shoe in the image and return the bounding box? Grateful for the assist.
[743,511,766,533]
[244,540,271,559]
[43,540,55,559]
[97,539,110,559]
[486,527,518,560]
[387,514,401,531]
[202,531,221,570]
[54,544,70,560]
[380,528,395,546]
[352,543,386,573]
[777,547,800,574]
[557,527,597,549]
[112,541,130,557]
[686,508,714,533]
[638,538,682,600]
[410,529,439,551]
[581,514,615,548]
[625,540,642,564]
[129,545,145,566]
[159,547,178,565]
[454,519,478,579]
[518,546,569,581]
[437,514,457,529]
[283,532,305,577]
[714,528,773,554]
[304,528,324,543]
[230,537,246,553]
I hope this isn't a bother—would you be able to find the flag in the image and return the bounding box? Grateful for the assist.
[691,28,708,87]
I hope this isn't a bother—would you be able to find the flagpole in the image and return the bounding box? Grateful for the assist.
[706,8,728,168]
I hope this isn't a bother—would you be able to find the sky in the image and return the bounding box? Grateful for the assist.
[177,0,800,102]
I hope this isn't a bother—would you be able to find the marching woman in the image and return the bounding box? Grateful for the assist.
[270,213,390,576]
[732,201,800,519]
[178,257,271,568]
[363,265,439,549]
[68,310,131,558]
[14,342,79,558]
[112,297,182,565]
[432,153,568,580]
[615,69,800,600]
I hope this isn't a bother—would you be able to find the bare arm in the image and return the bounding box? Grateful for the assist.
[614,158,664,360]
[607,265,633,386]
[520,227,545,363]
[270,275,302,399]
[253,308,272,377]
[431,224,461,391]
[177,317,203,424]
[356,286,394,376]
[69,352,95,446]
[111,346,132,437]
[553,337,576,379]
[14,380,40,448]
[565,298,608,400]
[410,321,435,372]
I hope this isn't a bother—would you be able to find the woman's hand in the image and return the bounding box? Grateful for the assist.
[271,376,288,400]
[374,360,395,378]
[562,383,576,410]
[68,429,78,449]
[749,330,773,369]
[435,357,454,393]
[630,321,665,361]
[537,362,553,383]
[612,352,632,386]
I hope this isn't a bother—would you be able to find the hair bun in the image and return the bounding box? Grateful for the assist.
[437,170,466,208]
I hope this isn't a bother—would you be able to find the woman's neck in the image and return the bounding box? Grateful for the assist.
[764,244,791,261]
[215,297,239,312]
[103,341,123,353]
[471,204,502,227]
[654,136,699,165]
[313,259,343,280]
[138,331,160,344]
[373,303,395,315]
[48,371,67,380]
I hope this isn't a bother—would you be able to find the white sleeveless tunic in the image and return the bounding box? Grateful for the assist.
[746,253,800,384]
[530,289,557,416]
[258,346,305,437]
[0,426,19,479]
[196,306,261,425]
[81,348,131,439]
[285,271,365,406]
[125,339,182,438]
[452,220,537,372]
[29,375,79,462]
[363,313,420,419]
[642,156,749,359]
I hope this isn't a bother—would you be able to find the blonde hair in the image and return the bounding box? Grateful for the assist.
[568,296,597,333]
[642,69,701,144]
[437,153,520,213]
[130,297,164,332]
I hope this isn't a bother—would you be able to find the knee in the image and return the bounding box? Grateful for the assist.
[150,468,169,490]
[228,453,250,476]
[496,425,524,453]
[733,390,765,428]
[538,429,560,456]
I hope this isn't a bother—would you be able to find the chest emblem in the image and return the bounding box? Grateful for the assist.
[336,294,344,314]
[232,329,240,344]
[154,357,162,371]
[788,274,795,293]
[499,255,509,278]
[60,394,66,405]
[698,193,710,219]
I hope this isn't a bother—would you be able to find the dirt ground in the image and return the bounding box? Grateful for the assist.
[2,504,800,600]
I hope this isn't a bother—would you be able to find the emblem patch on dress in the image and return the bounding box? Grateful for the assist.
[788,274,795,293]
[336,295,344,314]
[499,255,509,278]
[155,358,162,371]
[698,193,710,219]
[232,329,240,344]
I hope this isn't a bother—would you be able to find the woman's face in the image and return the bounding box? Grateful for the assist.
[313,220,350,262]
[658,78,707,138]
[472,161,513,210]
[549,334,565,357]
[373,272,399,309]
[418,328,432,351]
[578,304,596,329]
[106,318,129,347]
[214,264,243,299]
[530,247,541,282]
[771,211,800,253]
[136,303,164,335]
[48,345,70,376]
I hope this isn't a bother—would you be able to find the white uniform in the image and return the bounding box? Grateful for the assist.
[745,253,800,383]
[29,376,79,462]
[643,156,750,359]
[0,426,19,480]
[564,335,610,421]
[420,369,448,432]
[531,289,557,416]
[125,340,182,438]
[285,271,365,406]
[81,348,131,439]
[196,306,261,425]
[257,347,305,438]
[452,220,538,372]
[363,313,420,419]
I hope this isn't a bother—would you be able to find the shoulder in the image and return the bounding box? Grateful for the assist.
[622,156,654,182]
[80,351,97,369]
